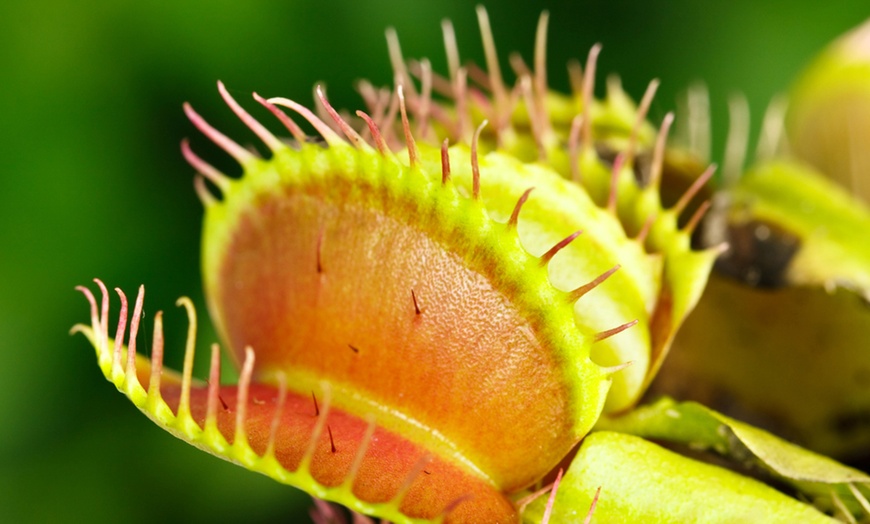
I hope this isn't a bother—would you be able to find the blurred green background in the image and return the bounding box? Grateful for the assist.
[1,0,868,522]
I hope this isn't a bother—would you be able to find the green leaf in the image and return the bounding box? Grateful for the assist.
[597,396,870,519]
[523,431,835,523]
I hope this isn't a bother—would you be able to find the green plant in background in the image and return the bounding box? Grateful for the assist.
[789,18,870,204]
[654,18,870,468]
[72,7,870,522]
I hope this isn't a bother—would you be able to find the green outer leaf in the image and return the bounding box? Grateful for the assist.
[523,431,834,523]
[786,19,870,204]
[597,396,870,517]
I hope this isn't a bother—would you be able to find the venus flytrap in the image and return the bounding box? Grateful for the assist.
[788,18,870,204]
[73,7,870,522]
[654,17,870,467]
